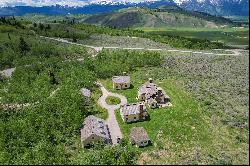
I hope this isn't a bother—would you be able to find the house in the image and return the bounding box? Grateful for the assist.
[120,102,148,123]
[112,75,130,90]
[129,127,150,147]
[137,78,171,108]
[80,115,111,147]
[80,88,91,104]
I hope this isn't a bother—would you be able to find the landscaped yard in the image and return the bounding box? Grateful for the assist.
[102,75,210,149]
[105,96,121,105]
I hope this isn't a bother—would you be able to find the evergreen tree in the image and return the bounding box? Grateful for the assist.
[39,23,45,31]
[19,37,30,55]
[72,34,77,42]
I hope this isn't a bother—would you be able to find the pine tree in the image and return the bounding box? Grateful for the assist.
[72,34,77,42]
[19,37,30,55]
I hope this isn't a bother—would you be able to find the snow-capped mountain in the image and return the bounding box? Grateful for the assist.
[176,0,249,16]
[0,0,248,16]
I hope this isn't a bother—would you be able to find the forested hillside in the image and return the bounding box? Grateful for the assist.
[83,6,238,28]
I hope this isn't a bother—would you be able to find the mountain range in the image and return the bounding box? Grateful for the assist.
[0,0,248,16]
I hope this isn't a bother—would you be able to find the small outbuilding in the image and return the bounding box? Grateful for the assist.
[112,75,130,90]
[80,88,91,104]
[129,127,150,147]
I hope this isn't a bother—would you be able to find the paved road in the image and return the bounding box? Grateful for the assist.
[97,82,127,145]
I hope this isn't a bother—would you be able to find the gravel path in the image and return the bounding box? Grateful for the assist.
[97,82,127,145]
[41,36,245,57]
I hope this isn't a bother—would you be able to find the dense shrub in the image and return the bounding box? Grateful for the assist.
[91,49,163,78]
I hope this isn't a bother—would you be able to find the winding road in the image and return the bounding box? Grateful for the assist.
[96,82,127,145]
[41,36,245,56]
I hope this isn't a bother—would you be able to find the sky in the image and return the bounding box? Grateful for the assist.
[0,0,160,7]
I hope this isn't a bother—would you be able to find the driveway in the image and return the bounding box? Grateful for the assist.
[97,82,127,145]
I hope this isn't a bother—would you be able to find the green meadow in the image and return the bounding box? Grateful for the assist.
[137,27,249,46]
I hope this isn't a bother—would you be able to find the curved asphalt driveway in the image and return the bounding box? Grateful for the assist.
[97,82,127,145]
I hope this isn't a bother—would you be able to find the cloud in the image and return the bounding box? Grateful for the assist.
[0,0,159,7]
[0,0,87,7]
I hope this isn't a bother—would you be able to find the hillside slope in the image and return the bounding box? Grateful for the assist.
[82,6,237,28]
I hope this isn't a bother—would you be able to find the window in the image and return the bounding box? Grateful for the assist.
[92,137,95,139]
[125,85,127,88]
[126,118,128,121]
[101,131,106,135]
[134,117,137,120]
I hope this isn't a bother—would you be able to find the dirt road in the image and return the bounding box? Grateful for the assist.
[97,82,127,145]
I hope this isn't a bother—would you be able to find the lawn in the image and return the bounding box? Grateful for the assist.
[115,77,209,141]
[101,74,211,156]
[105,96,121,105]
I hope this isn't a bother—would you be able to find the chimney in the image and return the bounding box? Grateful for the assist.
[139,103,144,112]
[158,89,162,95]
[149,78,153,83]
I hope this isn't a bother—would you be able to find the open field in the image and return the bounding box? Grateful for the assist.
[137,27,249,46]
[78,34,170,49]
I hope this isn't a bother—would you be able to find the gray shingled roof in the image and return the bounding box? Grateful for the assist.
[120,103,146,116]
[139,82,170,100]
[112,76,130,84]
[80,88,91,97]
[138,82,158,96]
[157,87,170,99]
[81,115,110,141]
[147,98,156,105]
[129,127,150,143]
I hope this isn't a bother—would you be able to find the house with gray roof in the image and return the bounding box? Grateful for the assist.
[129,127,150,147]
[137,78,171,108]
[120,102,148,123]
[112,75,130,90]
[80,88,91,105]
[80,115,111,147]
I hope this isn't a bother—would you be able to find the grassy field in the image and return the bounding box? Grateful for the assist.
[78,34,169,49]
[136,27,249,46]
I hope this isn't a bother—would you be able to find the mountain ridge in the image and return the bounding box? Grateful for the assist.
[81,6,237,28]
[0,0,248,16]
